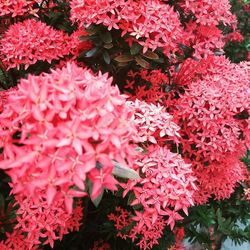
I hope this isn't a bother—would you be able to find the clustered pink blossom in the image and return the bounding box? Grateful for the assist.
[193,156,246,204]
[108,207,167,250]
[0,230,38,250]
[14,194,83,248]
[130,213,167,250]
[225,31,244,43]
[182,0,237,26]
[0,62,138,216]
[122,145,196,227]
[0,195,83,249]
[0,19,72,70]
[176,56,249,163]
[125,69,170,105]
[184,22,225,59]
[70,0,183,54]
[108,207,133,240]
[106,99,194,249]
[0,0,39,17]
[108,143,196,249]
[127,100,180,144]
[174,56,249,203]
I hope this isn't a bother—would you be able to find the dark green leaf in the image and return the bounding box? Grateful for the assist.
[85,47,99,57]
[103,51,111,64]
[101,32,112,44]
[141,50,159,60]
[135,55,150,69]
[103,43,113,49]
[114,55,134,63]
[130,43,142,55]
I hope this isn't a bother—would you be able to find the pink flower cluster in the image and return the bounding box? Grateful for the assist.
[193,156,246,204]
[14,194,83,248]
[0,0,39,17]
[0,62,138,215]
[0,19,72,70]
[177,56,249,163]
[127,100,180,144]
[122,145,196,229]
[0,195,83,249]
[185,22,225,59]
[70,0,183,54]
[182,0,237,26]
[225,31,244,43]
[108,206,167,250]
[174,56,249,203]
[125,69,171,105]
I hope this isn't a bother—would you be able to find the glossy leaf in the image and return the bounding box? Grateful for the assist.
[135,55,150,69]
[114,55,134,63]
[112,161,140,179]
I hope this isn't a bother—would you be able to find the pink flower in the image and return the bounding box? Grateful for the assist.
[182,0,237,26]
[0,0,40,17]
[70,0,183,55]
[176,56,250,163]
[0,19,72,70]
[128,99,180,145]
[193,155,246,204]
[0,62,138,213]
[122,145,196,230]
[225,31,244,43]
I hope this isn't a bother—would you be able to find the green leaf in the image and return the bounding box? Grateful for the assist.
[130,43,142,55]
[114,55,134,63]
[103,43,113,49]
[112,161,140,179]
[135,55,150,69]
[103,51,111,64]
[101,32,112,44]
[117,62,129,67]
[85,47,99,57]
[87,25,101,36]
[142,50,159,60]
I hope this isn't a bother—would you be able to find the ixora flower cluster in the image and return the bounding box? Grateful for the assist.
[70,0,183,55]
[0,63,140,248]
[174,56,250,203]
[0,0,249,249]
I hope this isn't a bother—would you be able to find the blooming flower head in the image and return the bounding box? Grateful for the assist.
[176,56,250,163]
[0,0,39,17]
[184,22,225,59]
[122,145,196,230]
[70,0,183,55]
[0,62,138,213]
[0,19,72,70]
[12,193,83,249]
[182,0,237,26]
[128,99,180,145]
[225,31,244,43]
[193,155,246,204]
